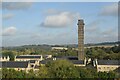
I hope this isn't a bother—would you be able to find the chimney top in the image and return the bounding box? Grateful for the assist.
[78,19,84,25]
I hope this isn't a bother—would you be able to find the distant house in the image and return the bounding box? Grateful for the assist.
[43,55,52,59]
[51,47,68,50]
[0,61,34,72]
[72,48,78,51]
[40,58,53,66]
[15,55,43,61]
[29,60,39,66]
[94,59,120,72]
[0,56,10,61]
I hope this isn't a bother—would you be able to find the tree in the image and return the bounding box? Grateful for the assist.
[76,67,95,78]
[2,68,28,78]
[27,69,37,78]
[97,71,115,79]
[36,66,49,78]
[30,52,39,55]
[46,60,80,78]
[2,51,15,61]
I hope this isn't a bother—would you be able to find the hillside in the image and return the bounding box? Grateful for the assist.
[2,41,119,50]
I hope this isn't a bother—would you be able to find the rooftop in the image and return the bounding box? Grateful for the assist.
[70,60,84,64]
[1,61,29,68]
[97,60,120,65]
[16,55,42,59]
[40,60,50,64]
[40,57,84,65]
[55,56,78,60]
[29,60,36,63]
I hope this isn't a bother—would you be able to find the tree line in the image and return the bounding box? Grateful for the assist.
[1,60,118,79]
[1,45,120,61]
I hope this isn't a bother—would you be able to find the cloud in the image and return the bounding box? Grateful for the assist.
[29,33,41,39]
[85,20,102,33]
[0,1,2,9]
[100,3,118,16]
[44,9,60,15]
[2,13,14,20]
[2,2,33,10]
[85,34,118,44]
[2,26,17,36]
[41,11,80,28]
[101,28,116,36]
[85,27,118,43]
[85,19,118,43]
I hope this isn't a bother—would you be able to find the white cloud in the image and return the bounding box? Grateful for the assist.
[2,13,14,20]
[2,2,33,10]
[41,11,80,27]
[85,27,118,43]
[100,3,118,16]
[2,26,17,36]
[85,19,118,43]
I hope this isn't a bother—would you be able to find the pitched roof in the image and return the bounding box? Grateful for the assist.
[1,61,29,68]
[98,60,120,65]
[67,56,78,60]
[55,56,78,60]
[16,55,42,59]
[40,60,51,64]
[70,60,84,64]
[40,60,84,65]
[29,60,36,63]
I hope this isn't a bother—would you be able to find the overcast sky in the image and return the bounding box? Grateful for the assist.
[1,2,118,46]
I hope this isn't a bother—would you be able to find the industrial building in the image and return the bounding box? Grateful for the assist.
[94,59,120,72]
[15,55,43,61]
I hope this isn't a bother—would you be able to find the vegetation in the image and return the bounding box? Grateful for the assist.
[1,43,120,78]
[46,60,80,78]
[2,68,27,78]
[85,45,120,60]
[1,60,118,79]
[2,51,15,61]
[2,45,120,60]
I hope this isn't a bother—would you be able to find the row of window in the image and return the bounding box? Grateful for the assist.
[98,67,116,70]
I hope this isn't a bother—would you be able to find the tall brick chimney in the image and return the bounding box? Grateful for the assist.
[77,19,84,60]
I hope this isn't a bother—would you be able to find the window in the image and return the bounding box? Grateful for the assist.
[107,67,109,69]
[98,67,101,69]
[31,65,34,67]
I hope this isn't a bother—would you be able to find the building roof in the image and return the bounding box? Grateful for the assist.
[1,61,29,68]
[98,60,120,65]
[52,47,68,50]
[29,60,36,63]
[40,59,52,64]
[40,59,84,65]
[55,56,78,60]
[16,55,42,59]
[70,60,84,64]
[40,56,84,65]
[67,56,78,60]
